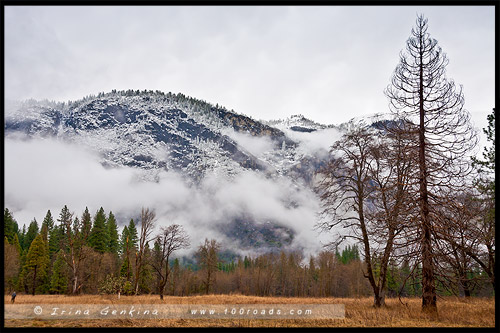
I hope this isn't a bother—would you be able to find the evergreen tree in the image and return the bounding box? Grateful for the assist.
[57,205,73,253]
[107,211,119,254]
[22,233,50,295]
[40,223,49,244]
[50,250,69,294]
[19,224,26,250]
[48,223,64,258]
[41,210,54,234]
[120,225,129,256]
[127,219,138,251]
[23,219,39,252]
[472,108,495,195]
[337,245,360,265]
[88,207,109,253]
[12,233,22,255]
[80,207,92,243]
[120,255,132,280]
[58,205,73,232]
[244,255,251,269]
[138,242,154,294]
[4,208,19,244]
[119,225,133,281]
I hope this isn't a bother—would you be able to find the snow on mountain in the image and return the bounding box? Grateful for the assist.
[5,90,340,255]
[266,114,329,132]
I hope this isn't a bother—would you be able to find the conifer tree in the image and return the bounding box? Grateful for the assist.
[41,224,49,244]
[107,211,119,254]
[127,219,139,251]
[50,250,69,294]
[22,233,50,295]
[19,225,26,251]
[12,233,22,255]
[48,223,64,259]
[80,207,92,244]
[88,207,109,253]
[41,210,54,235]
[23,219,39,251]
[119,225,133,281]
[138,242,154,294]
[120,225,129,257]
[385,14,477,312]
[4,208,19,244]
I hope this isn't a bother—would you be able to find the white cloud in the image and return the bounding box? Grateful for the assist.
[4,136,327,257]
[221,128,275,158]
[284,127,343,157]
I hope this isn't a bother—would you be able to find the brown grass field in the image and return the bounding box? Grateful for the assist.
[3,294,495,327]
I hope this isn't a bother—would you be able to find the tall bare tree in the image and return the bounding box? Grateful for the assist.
[152,224,190,300]
[385,15,477,312]
[134,207,156,295]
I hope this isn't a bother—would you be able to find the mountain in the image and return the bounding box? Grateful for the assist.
[4,89,339,255]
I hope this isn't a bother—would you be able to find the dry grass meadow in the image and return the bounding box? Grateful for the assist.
[3,294,495,327]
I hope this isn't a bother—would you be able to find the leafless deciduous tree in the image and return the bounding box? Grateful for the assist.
[316,118,418,307]
[365,120,417,306]
[134,207,156,295]
[197,238,220,294]
[434,190,495,291]
[152,224,190,300]
[385,14,477,312]
[4,239,20,292]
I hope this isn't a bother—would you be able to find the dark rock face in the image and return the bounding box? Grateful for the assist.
[290,126,317,133]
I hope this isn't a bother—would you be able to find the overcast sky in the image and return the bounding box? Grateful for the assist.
[5,6,495,130]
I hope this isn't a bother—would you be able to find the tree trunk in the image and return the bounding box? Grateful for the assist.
[159,285,164,300]
[205,270,211,294]
[32,265,37,296]
[72,267,78,294]
[463,284,471,297]
[374,289,386,308]
[418,40,437,313]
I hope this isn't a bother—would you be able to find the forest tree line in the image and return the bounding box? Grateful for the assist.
[3,200,494,299]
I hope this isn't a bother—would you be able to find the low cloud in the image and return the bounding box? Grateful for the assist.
[221,128,275,158]
[283,127,343,157]
[5,135,329,258]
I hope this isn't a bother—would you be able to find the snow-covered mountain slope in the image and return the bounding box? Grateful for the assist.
[266,114,330,132]
[4,90,342,254]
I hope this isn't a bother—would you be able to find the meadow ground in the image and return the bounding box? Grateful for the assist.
[3,294,495,327]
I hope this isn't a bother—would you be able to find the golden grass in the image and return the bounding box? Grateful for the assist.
[4,294,495,327]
